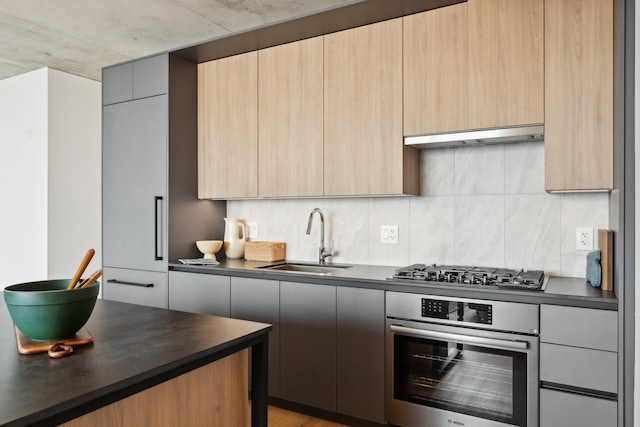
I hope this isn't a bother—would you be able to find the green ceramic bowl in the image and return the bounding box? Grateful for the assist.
[4,279,99,342]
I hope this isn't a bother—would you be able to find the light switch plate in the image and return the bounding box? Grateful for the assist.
[381,225,398,244]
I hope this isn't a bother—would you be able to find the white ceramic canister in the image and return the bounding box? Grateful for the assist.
[223,218,246,259]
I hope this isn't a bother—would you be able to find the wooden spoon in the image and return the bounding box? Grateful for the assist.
[77,269,102,289]
[67,249,95,290]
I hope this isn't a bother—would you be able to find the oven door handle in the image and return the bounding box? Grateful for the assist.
[389,324,529,351]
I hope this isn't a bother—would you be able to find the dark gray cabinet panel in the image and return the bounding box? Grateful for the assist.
[102,63,133,105]
[336,287,384,423]
[540,304,617,351]
[133,55,168,99]
[541,343,617,393]
[103,267,167,308]
[103,95,168,272]
[168,271,230,317]
[280,281,336,412]
[230,277,280,397]
[540,388,616,426]
[539,303,618,422]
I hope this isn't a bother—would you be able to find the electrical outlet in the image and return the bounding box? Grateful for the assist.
[381,225,399,245]
[247,222,258,240]
[576,227,594,251]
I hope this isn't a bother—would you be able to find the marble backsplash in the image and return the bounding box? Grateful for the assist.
[227,142,609,278]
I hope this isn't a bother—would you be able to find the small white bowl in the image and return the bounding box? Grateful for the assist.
[196,240,223,260]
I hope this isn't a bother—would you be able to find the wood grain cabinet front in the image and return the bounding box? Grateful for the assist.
[258,37,324,198]
[324,18,419,197]
[467,0,544,130]
[544,0,613,192]
[403,3,468,136]
[403,0,543,136]
[198,51,258,199]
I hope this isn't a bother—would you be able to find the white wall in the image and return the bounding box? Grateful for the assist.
[228,142,609,277]
[47,69,101,280]
[0,68,101,287]
[0,69,48,286]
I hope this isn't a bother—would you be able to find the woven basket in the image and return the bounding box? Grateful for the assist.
[244,241,286,262]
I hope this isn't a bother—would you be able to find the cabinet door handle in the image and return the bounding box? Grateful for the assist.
[155,196,163,261]
[107,279,154,288]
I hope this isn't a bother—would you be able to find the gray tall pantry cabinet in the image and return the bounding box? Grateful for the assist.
[102,53,225,308]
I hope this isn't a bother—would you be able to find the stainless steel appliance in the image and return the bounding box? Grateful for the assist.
[386,291,539,427]
[389,264,548,291]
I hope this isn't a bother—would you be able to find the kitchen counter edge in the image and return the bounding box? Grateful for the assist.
[169,260,617,311]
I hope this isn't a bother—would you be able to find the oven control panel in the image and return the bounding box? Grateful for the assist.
[421,298,493,324]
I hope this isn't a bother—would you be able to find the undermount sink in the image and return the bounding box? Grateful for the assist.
[257,262,352,275]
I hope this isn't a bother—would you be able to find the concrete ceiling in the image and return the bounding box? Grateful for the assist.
[0,0,353,82]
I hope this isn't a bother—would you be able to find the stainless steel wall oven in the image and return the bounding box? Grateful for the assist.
[386,292,539,427]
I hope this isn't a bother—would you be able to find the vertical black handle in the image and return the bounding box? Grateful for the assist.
[155,196,163,260]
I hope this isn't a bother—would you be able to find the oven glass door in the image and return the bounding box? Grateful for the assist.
[393,332,528,426]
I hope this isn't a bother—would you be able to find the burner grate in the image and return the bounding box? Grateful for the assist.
[389,264,545,290]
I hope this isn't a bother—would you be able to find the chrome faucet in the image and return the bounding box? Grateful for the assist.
[306,208,333,265]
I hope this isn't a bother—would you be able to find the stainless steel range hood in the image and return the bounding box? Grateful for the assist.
[404,125,544,149]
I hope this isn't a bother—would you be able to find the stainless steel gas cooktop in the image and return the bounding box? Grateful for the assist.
[389,264,548,291]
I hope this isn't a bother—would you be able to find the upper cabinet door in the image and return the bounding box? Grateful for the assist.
[403,4,468,135]
[103,63,133,106]
[132,55,168,99]
[544,0,613,191]
[468,0,544,129]
[198,52,258,199]
[258,37,324,198]
[102,55,168,106]
[325,18,416,196]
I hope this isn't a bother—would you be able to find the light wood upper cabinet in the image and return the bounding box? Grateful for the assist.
[468,0,544,129]
[198,52,258,199]
[403,3,468,135]
[324,18,418,196]
[404,0,543,137]
[544,0,613,192]
[258,37,324,198]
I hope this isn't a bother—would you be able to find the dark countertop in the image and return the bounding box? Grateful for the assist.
[0,297,271,427]
[170,259,617,310]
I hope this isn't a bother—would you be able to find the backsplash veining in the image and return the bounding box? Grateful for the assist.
[227,142,609,278]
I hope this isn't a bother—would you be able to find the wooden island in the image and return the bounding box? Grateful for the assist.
[0,297,270,426]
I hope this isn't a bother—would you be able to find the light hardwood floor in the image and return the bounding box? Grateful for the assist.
[249,405,350,427]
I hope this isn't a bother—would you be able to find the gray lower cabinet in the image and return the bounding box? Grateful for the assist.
[539,304,618,426]
[540,388,617,426]
[280,281,337,412]
[337,287,385,424]
[168,271,230,317]
[102,267,167,309]
[279,282,385,423]
[169,274,385,422]
[230,277,280,398]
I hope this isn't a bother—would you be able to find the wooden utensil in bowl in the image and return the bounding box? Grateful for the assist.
[67,249,95,290]
[77,269,102,289]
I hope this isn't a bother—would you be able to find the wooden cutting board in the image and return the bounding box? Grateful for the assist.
[14,326,94,355]
[598,229,613,292]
